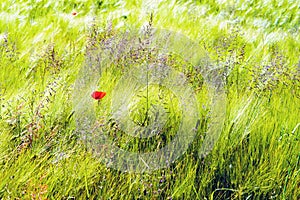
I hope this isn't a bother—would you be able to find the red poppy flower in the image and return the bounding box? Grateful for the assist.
[91,91,106,100]
[72,11,78,16]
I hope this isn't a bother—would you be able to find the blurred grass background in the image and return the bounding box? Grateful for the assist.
[0,0,299,199]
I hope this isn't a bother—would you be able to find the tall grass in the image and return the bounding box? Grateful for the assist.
[0,0,299,199]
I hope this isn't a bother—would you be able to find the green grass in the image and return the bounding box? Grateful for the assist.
[1,0,300,199]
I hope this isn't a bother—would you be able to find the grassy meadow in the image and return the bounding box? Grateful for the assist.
[0,0,300,199]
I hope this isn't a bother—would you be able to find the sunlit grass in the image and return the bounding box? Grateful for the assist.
[0,0,299,199]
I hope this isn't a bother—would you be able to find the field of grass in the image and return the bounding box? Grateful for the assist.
[1,0,300,199]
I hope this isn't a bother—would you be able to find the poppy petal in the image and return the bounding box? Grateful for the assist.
[91,91,106,100]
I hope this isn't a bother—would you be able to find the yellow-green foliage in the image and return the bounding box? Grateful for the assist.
[0,0,299,199]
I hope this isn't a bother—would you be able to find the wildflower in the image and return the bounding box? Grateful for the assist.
[91,91,106,100]
[71,11,78,16]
